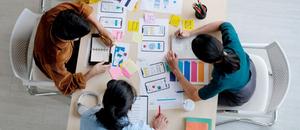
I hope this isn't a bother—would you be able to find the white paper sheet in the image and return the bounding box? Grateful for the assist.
[137,18,169,62]
[141,0,183,14]
[171,36,197,59]
[97,0,127,33]
[138,60,184,110]
[127,96,148,123]
[111,0,138,11]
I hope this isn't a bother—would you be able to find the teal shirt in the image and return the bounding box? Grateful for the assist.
[198,22,250,100]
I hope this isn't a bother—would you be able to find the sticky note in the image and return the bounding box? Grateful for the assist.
[182,19,195,30]
[109,67,123,79]
[120,59,139,78]
[132,33,143,43]
[111,30,124,42]
[144,13,156,24]
[169,15,181,27]
[186,122,208,130]
[127,20,139,32]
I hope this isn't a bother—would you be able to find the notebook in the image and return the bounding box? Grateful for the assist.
[89,34,112,65]
[185,117,212,130]
[127,95,148,124]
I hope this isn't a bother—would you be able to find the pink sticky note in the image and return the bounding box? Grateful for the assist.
[109,67,123,79]
[121,68,131,78]
[112,30,124,42]
[144,13,156,24]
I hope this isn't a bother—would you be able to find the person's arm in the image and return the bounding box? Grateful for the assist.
[84,62,111,81]
[166,51,202,101]
[87,14,114,47]
[175,21,224,38]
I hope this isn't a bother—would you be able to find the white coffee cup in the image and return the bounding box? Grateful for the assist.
[183,99,195,112]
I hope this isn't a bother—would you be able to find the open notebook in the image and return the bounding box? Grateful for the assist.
[89,34,112,65]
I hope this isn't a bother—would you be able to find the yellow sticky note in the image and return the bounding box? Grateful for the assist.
[132,33,143,43]
[128,20,140,32]
[182,19,195,31]
[169,15,181,27]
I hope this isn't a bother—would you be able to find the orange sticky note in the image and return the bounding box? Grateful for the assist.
[182,19,195,30]
[169,15,181,27]
[186,122,208,130]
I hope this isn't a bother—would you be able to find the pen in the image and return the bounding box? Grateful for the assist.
[176,90,184,93]
[158,105,161,116]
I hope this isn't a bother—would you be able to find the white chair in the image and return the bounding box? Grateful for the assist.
[10,8,59,96]
[217,41,290,126]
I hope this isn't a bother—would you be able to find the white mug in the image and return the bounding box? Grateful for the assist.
[183,99,195,112]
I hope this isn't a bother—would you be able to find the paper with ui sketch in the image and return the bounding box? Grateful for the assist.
[111,0,138,11]
[138,60,184,110]
[97,0,127,40]
[137,18,169,61]
[127,96,148,124]
[140,0,183,14]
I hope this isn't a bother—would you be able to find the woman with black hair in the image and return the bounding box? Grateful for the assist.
[166,21,256,106]
[80,80,168,130]
[33,2,114,95]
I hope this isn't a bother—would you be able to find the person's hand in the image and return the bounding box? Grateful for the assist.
[174,29,191,39]
[152,114,168,130]
[166,51,179,72]
[89,62,110,76]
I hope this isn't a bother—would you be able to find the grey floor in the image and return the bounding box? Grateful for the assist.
[0,0,299,130]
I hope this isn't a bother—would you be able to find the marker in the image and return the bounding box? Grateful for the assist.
[176,90,184,93]
[157,98,177,101]
[158,105,161,116]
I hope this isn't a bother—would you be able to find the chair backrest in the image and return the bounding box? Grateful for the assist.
[265,41,290,112]
[9,8,40,83]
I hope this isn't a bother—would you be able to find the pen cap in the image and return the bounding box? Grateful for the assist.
[183,99,195,112]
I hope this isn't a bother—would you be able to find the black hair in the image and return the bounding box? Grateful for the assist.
[51,9,90,40]
[95,80,137,130]
[192,34,240,74]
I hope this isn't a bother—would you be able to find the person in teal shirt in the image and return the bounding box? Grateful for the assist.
[166,21,256,106]
[80,80,168,130]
